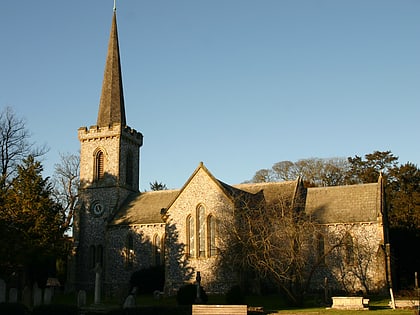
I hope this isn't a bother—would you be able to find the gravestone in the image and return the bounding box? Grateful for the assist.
[0,278,5,303]
[94,263,102,304]
[195,271,202,303]
[22,286,31,307]
[9,288,18,303]
[44,287,52,305]
[123,294,136,309]
[33,283,42,307]
[77,290,87,308]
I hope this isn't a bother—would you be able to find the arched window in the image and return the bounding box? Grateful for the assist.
[207,215,217,257]
[344,233,354,265]
[197,205,206,258]
[125,234,134,268]
[89,244,103,269]
[316,233,325,264]
[153,234,163,266]
[126,151,133,186]
[95,150,105,180]
[96,245,103,267]
[187,215,195,257]
[89,245,96,269]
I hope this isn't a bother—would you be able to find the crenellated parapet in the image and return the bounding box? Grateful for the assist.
[78,123,143,146]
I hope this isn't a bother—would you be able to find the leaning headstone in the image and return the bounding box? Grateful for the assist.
[33,283,42,307]
[22,286,31,308]
[0,278,6,303]
[123,294,135,309]
[44,287,52,305]
[9,288,18,303]
[77,290,87,308]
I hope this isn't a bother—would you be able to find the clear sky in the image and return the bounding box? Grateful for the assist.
[1,1,419,190]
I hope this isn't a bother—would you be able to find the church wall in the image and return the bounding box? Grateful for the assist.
[75,203,108,291]
[105,224,165,296]
[165,168,239,295]
[311,222,387,294]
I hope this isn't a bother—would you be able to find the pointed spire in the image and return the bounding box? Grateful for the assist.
[97,8,126,127]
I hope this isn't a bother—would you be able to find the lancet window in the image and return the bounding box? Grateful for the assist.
[186,204,217,258]
[88,244,103,269]
[126,151,133,186]
[95,150,105,180]
[153,234,164,266]
[125,234,134,268]
[187,215,195,257]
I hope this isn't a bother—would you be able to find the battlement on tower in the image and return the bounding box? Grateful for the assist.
[78,123,143,146]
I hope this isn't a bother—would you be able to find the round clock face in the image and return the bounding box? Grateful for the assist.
[91,202,104,216]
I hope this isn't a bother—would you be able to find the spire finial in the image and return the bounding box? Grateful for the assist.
[113,0,116,11]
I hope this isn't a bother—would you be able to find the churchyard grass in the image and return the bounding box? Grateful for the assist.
[41,292,417,315]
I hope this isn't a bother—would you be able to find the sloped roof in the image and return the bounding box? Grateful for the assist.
[234,181,299,206]
[305,183,379,224]
[111,178,301,225]
[109,167,380,226]
[110,190,179,225]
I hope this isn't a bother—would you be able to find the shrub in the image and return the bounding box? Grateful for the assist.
[0,303,29,315]
[129,265,165,294]
[225,285,246,304]
[176,284,208,305]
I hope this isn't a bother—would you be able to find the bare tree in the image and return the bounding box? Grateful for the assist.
[250,168,275,183]
[218,194,350,305]
[218,192,304,303]
[253,157,349,186]
[52,152,80,232]
[0,106,47,187]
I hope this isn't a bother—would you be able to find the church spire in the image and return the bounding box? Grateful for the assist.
[97,7,126,127]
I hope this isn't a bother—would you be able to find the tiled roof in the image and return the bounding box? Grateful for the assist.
[305,183,379,223]
[110,190,179,225]
[234,181,299,206]
[109,176,380,226]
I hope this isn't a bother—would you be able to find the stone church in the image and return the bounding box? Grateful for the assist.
[71,8,391,297]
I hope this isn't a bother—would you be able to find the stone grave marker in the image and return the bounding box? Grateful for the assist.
[77,290,87,308]
[123,294,135,309]
[22,286,31,307]
[0,278,5,303]
[44,287,52,305]
[94,263,102,304]
[33,283,42,307]
[9,288,18,303]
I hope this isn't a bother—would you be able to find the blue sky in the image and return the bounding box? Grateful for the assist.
[1,1,419,190]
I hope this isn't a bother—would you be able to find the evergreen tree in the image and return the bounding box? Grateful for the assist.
[0,156,65,285]
[149,180,168,191]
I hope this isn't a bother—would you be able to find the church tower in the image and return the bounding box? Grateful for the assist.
[73,6,143,290]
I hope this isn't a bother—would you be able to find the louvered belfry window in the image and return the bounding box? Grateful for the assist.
[95,150,104,180]
[126,152,133,186]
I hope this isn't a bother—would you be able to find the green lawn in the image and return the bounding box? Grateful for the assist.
[51,291,418,315]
